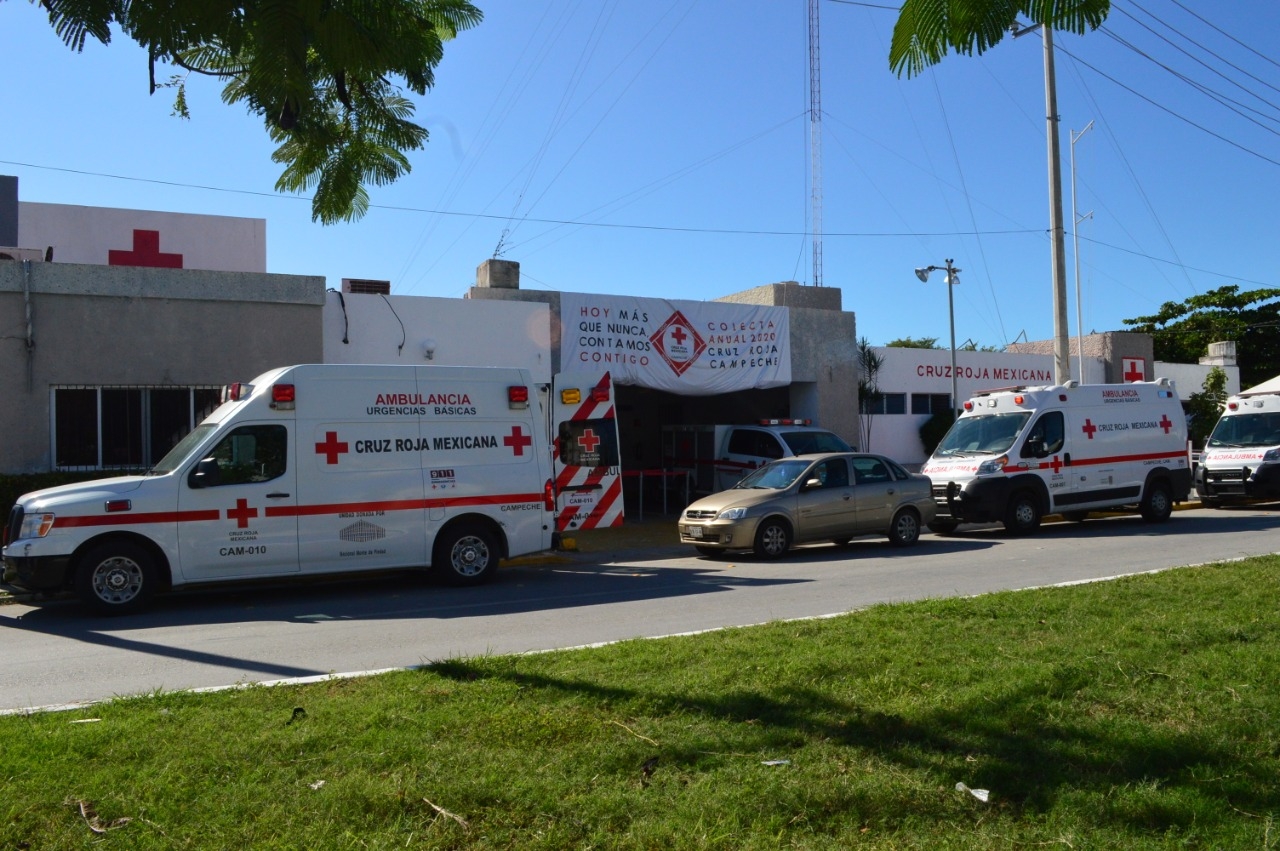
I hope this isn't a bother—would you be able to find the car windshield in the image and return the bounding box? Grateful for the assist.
[782,430,851,454]
[736,458,812,490]
[932,412,1032,457]
[149,424,218,475]
[1206,411,1280,448]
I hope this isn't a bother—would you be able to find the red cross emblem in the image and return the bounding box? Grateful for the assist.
[315,431,349,464]
[504,425,533,456]
[577,428,601,453]
[1048,455,1063,474]
[1081,419,1097,439]
[1123,360,1144,382]
[226,498,258,529]
[108,229,184,268]
[670,325,688,345]
[1159,414,1173,434]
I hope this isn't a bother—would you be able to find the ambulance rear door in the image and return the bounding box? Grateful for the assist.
[551,371,624,532]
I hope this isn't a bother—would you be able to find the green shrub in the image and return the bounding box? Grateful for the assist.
[918,410,956,456]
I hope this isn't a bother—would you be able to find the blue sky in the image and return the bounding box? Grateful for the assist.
[2,0,1278,350]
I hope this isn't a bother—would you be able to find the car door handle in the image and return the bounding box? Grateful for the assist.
[266,492,291,499]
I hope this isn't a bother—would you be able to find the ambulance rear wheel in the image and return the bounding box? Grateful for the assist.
[1003,492,1042,534]
[434,525,499,586]
[75,541,156,615]
[1141,481,1173,523]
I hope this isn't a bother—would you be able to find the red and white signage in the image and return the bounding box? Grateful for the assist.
[1123,357,1147,383]
[560,293,791,394]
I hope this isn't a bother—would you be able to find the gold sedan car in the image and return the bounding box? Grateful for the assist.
[679,452,937,559]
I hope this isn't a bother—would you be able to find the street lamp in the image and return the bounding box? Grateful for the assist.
[914,259,961,416]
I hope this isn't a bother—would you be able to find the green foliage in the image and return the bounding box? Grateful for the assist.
[36,0,483,224]
[1184,367,1229,448]
[919,409,955,454]
[890,0,1111,78]
[5,558,1280,848]
[857,336,884,451]
[1123,285,1280,389]
[886,336,940,349]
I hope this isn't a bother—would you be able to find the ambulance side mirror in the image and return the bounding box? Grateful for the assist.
[189,457,221,489]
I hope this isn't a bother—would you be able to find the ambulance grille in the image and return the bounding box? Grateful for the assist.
[1204,468,1247,494]
[4,505,22,547]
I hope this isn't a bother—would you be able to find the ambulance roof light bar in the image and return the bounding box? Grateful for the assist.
[758,418,812,426]
[224,382,255,402]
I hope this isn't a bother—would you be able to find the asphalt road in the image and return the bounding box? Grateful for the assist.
[3,504,1279,714]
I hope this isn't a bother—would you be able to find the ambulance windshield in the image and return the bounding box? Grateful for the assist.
[149,424,218,475]
[1206,411,1280,448]
[933,412,1032,457]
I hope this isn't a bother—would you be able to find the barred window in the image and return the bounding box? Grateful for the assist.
[911,393,952,416]
[861,393,906,415]
[52,386,222,471]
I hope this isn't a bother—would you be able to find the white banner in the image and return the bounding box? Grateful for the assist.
[560,293,791,395]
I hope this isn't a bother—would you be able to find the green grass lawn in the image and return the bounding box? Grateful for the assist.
[3,556,1278,849]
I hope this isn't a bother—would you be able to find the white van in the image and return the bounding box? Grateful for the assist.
[3,364,568,613]
[1195,391,1280,506]
[921,380,1191,533]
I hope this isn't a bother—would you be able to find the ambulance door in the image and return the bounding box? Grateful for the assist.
[551,372,624,532]
[176,422,301,579]
[1019,411,1070,507]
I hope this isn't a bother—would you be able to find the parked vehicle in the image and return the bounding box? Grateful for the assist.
[678,452,935,558]
[921,379,1191,534]
[3,364,621,614]
[662,420,852,494]
[1195,390,1280,506]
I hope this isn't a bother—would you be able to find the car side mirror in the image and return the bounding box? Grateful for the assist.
[188,457,221,489]
[802,477,822,491]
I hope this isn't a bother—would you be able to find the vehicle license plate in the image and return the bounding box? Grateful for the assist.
[686,525,703,539]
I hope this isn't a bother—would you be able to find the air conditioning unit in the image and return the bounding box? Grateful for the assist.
[342,278,391,295]
[0,247,47,262]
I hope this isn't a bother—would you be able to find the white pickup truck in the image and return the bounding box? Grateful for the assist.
[662,420,852,493]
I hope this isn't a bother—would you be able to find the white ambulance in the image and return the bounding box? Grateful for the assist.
[921,379,1191,533]
[3,364,618,614]
[1195,391,1280,506]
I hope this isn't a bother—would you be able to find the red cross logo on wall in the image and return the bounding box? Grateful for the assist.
[1159,414,1173,434]
[108,229,184,268]
[1123,358,1145,383]
[1082,419,1098,439]
[577,428,601,453]
[315,431,349,464]
[649,310,706,378]
[226,498,258,529]
[504,425,533,456]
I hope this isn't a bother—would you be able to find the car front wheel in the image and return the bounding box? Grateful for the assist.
[752,518,791,559]
[75,541,156,615]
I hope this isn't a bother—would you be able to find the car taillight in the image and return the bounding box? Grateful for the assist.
[543,479,556,511]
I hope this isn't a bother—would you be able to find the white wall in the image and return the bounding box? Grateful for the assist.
[323,291,552,383]
[1153,360,1240,398]
[18,201,266,273]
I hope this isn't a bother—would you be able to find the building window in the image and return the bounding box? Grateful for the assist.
[862,393,906,415]
[911,393,952,415]
[51,386,222,470]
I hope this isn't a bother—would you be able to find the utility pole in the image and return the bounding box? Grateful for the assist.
[1014,21,1071,385]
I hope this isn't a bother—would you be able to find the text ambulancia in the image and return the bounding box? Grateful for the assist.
[921,379,1191,534]
[2,364,570,614]
[1195,389,1280,506]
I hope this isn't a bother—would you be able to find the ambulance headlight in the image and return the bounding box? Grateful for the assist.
[1263,449,1280,463]
[20,512,56,539]
[976,455,1008,476]
[718,507,749,521]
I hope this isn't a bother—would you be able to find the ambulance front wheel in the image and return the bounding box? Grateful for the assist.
[1003,491,1042,534]
[74,540,156,615]
[434,524,499,586]
[1140,480,1173,523]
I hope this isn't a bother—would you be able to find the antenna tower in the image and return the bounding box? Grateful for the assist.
[808,0,824,287]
